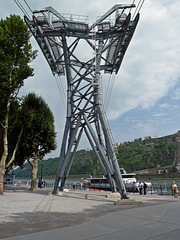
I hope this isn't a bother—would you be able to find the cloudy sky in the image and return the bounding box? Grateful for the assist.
[1,0,180,159]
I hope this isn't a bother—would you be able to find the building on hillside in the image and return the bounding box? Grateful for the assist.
[144,136,158,140]
[144,131,180,143]
[114,142,121,147]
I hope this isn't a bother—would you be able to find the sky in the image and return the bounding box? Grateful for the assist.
[1,0,180,159]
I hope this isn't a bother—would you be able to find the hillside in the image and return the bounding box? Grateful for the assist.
[117,138,177,173]
[15,150,99,178]
[117,130,180,174]
[14,157,59,178]
[14,131,180,177]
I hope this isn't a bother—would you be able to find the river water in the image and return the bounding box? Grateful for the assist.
[15,177,180,186]
[14,176,180,196]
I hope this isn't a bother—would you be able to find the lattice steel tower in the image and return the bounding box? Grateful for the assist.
[25,4,139,198]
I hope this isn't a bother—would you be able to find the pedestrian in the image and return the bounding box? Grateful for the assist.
[42,179,46,188]
[172,181,178,198]
[38,178,42,188]
[139,181,143,195]
[80,182,83,190]
[73,182,76,191]
[143,182,147,195]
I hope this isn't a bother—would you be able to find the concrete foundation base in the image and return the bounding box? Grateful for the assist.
[114,199,143,205]
[106,192,121,198]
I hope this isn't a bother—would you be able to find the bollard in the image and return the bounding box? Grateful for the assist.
[85,194,88,199]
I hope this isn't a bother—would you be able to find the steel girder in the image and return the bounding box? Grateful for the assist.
[25,4,139,199]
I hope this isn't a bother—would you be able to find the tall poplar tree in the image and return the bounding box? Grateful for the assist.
[0,15,37,194]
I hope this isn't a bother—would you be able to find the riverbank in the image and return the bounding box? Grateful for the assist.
[15,172,180,180]
[136,174,180,180]
[0,185,179,239]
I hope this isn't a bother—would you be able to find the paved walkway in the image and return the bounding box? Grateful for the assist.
[1,186,180,240]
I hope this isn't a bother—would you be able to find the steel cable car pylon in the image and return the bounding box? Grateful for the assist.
[25,4,140,199]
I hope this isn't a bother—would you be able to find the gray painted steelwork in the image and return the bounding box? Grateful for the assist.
[24,4,139,198]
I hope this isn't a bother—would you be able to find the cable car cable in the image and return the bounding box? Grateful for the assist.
[24,0,33,14]
[14,0,30,19]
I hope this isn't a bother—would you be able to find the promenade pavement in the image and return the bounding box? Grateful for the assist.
[0,185,180,240]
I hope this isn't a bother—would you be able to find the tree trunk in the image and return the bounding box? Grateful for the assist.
[29,152,39,191]
[0,96,10,195]
[6,127,23,169]
[0,158,6,195]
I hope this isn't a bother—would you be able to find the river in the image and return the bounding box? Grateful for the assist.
[14,176,180,196]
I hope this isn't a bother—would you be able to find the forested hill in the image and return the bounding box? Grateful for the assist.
[15,131,180,177]
[117,139,177,172]
[14,150,99,178]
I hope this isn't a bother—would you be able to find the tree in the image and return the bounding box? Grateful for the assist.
[4,97,31,172]
[4,98,23,172]
[18,93,57,191]
[0,14,37,194]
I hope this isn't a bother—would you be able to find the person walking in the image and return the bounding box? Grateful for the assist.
[143,182,147,195]
[139,182,143,195]
[73,182,76,191]
[172,181,178,198]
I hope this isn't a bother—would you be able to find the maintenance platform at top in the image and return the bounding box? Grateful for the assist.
[25,4,139,75]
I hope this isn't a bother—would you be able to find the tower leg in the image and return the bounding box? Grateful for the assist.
[97,105,128,198]
[58,127,83,191]
[52,118,81,194]
[52,119,70,194]
[84,127,116,191]
[84,115,117,192]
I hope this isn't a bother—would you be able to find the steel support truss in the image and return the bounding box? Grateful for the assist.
[25,4,139,198]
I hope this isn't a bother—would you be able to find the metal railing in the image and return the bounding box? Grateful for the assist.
[44,183,177,196]
[10,180,179,196]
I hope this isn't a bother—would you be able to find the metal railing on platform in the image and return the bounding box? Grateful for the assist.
[45,182,177,196]
[10,180,178,196]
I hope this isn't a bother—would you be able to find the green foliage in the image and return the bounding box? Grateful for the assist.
[17,92,57,161]
[14,137,178,177]
[0,14,37,98]
[70,149,100,175]
[0,15,37,187]
[5,98,22,167]
[117,139,177,172]
[15,150,100,177]
[14,157,59,178]
[0,14,37,132]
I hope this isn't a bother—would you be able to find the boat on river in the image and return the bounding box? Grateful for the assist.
[83,168,152,192]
